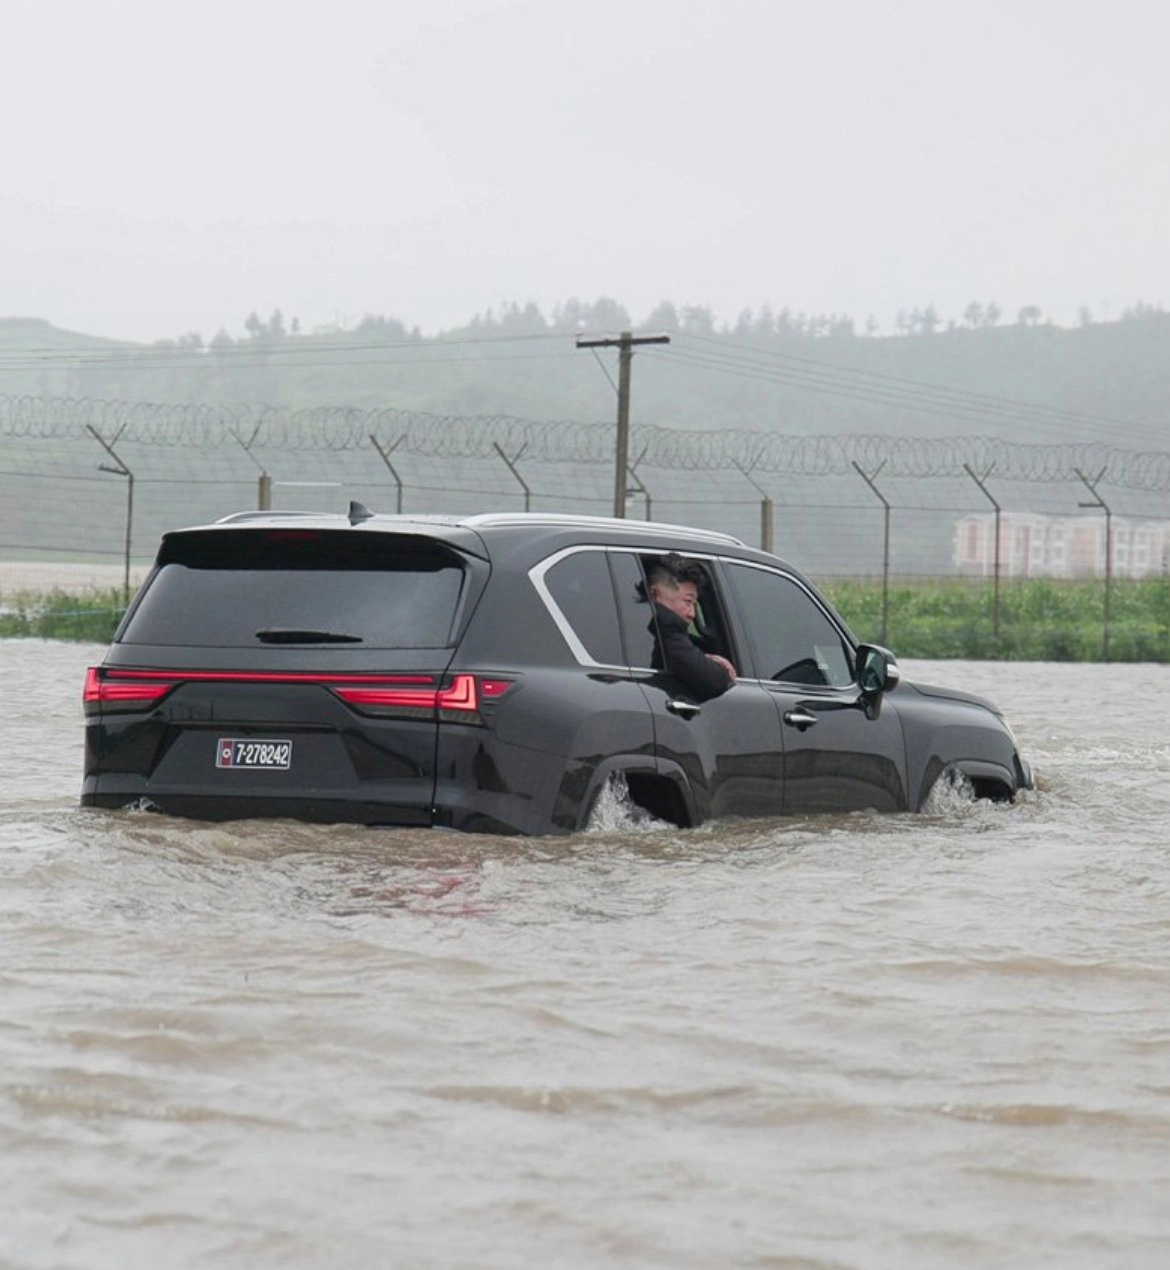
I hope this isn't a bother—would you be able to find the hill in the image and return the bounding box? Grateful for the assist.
[1,303,1167,449]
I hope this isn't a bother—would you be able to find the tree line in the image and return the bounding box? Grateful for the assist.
[149,296,1167,353]
[4,299,1168,446]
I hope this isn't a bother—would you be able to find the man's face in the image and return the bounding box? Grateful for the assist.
[653,579,699,623]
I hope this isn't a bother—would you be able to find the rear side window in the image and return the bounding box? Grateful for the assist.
[609,552,659,668]
[119,529,466,649]
[538,549,624,666]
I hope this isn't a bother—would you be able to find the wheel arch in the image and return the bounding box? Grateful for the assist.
[575,756,697,830]
[916,755,1019,808]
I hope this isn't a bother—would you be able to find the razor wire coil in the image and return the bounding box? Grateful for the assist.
[3,393,1170,490]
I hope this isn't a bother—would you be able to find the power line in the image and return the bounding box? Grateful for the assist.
[646,339,1165,445]
[676,331,1156,433]
[0,329,578,369]
[0,349,580,374]
[646,344,1049,433]
[675,332,1133,426]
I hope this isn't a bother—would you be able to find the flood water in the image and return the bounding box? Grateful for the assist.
[3,639,1169,1269]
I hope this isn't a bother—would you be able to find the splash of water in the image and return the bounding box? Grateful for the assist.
[920,764,977,816]
[585,772,671,834]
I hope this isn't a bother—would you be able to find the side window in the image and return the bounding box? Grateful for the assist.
[725,563,853,687]
[609,552,659,668]
[540,549,624,666]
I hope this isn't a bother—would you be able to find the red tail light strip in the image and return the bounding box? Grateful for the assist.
[96,668,436,685]
[84,667,175,704]
[84,667,514,715]
[332,674,477,712]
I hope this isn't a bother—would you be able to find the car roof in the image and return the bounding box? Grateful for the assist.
[158,505,822,615]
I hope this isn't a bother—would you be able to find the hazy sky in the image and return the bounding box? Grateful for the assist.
[5,0,1168,343]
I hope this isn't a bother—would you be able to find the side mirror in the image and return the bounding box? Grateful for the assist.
[856,643,901,697]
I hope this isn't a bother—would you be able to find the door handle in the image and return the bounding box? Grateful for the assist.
[783,707,818,730]
[666,699,702,718]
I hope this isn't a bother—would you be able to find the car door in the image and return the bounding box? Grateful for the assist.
[721,560,908,815]
[609,550,786,823]
[527,545,660,817]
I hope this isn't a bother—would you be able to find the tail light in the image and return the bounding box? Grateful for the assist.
[82,667,514,722]
[84,666,177,710]
[331,674,514,722]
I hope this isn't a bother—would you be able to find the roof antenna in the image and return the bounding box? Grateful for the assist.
[348,500,375,525]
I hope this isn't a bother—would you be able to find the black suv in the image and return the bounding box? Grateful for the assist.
[82,508,1032,834]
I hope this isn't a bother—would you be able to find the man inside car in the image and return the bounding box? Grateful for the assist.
[646,554,737,700]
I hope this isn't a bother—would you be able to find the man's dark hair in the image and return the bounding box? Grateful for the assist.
[647,551,704,590]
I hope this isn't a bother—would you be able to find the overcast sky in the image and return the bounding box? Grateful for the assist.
[4,0,1168,343]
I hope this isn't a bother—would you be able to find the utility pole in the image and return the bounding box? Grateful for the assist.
[576,330,670,518]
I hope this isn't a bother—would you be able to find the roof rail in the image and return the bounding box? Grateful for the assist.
[208,508,749,549]
[462,512,746,547]
[214,510,319,524]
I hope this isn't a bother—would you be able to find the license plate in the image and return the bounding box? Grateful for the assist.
[215,738,292,770]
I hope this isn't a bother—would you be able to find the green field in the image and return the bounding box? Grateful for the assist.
[822,576,1170,662]
[0,590,127,642]
[4,577,1169,662]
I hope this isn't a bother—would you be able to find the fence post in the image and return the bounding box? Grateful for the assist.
[1075,466,1113,659]
[627,448,652,521]
[86,424,134,605]
[736,462,774,553]
[370,434,407,512]
[231,423,271,511]
[852,460,891,644]
[491,442,532,512]
[963,463,1002,649]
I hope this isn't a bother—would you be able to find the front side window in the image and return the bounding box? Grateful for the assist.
[725,563,853,687]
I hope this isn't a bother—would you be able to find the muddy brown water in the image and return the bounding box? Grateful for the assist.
[2,639,1169,1269]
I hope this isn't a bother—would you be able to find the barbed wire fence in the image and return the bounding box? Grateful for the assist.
[7,392,1170,482]
[3,393,1169,653]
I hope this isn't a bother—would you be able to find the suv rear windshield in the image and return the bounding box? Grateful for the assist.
[119,529,467,649]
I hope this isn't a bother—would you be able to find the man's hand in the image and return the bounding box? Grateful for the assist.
[706,653,737,684]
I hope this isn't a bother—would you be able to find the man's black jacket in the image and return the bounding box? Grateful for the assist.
[649,603,733,700]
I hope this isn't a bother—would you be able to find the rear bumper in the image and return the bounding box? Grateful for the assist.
[82,732,579,836]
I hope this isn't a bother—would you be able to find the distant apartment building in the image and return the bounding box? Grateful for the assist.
[954,512,1170,579]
